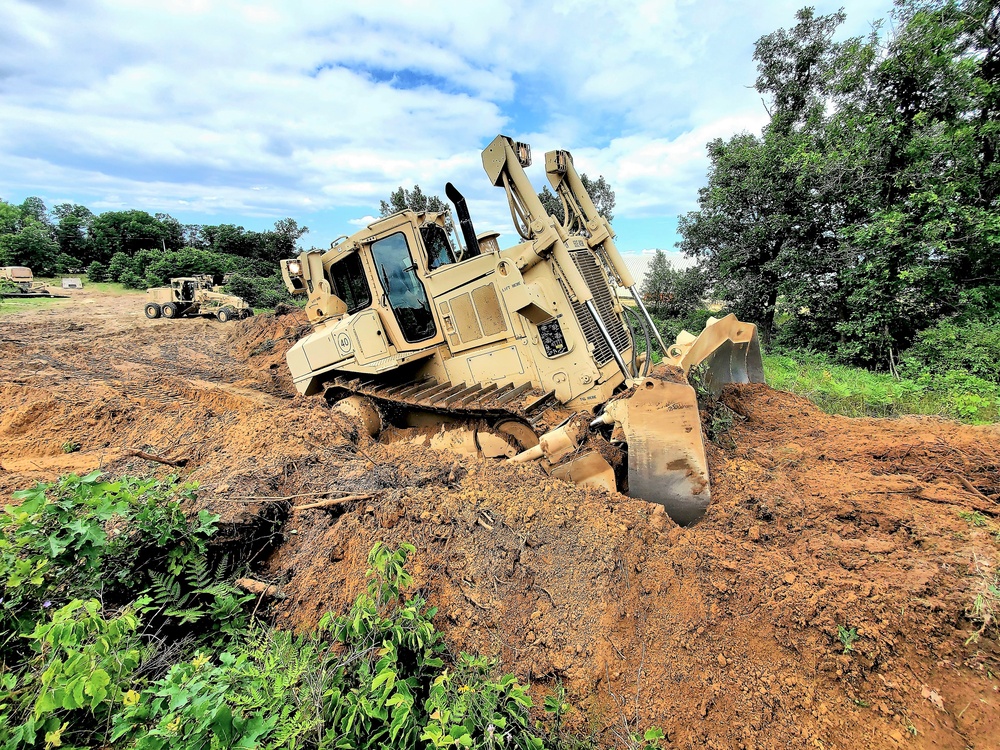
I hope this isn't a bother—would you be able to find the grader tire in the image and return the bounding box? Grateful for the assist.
[144,303,161,319]
[162,302,179,319]
[216,307,234,323]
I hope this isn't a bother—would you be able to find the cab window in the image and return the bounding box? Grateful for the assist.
[328,253,371,313]
[420,224,456,270]
[371,232,436,343]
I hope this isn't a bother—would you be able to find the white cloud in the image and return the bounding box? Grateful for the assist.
[0,0,893,247]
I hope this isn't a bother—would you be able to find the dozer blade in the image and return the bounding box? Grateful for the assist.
[595,377,710,525]
[670,313,764,397]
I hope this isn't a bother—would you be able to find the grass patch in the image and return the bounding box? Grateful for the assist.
[81,280,144,296]
[0,296,66,316]
[34,277,143,296]
[763,351,1000,424]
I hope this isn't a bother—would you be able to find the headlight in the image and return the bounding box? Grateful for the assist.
[288,261,301,275]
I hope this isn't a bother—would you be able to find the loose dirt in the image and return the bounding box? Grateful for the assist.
[1,289,998,749]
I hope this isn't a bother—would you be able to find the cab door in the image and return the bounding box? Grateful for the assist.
[367,226,443,352]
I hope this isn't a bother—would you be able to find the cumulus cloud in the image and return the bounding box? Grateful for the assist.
[0,0,892,249]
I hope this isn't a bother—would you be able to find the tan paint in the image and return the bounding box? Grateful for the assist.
[278,134,766,524]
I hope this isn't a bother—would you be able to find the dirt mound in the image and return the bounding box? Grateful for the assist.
[227,308,310,396]
[261,384,1000,749]
[2,291,998,749]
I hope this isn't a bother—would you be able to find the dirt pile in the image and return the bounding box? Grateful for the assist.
[259,385,1000,749]
[1,291,998,749]
[226,307,310,396]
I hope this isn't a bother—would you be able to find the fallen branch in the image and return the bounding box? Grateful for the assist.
[957,475,994,504]
[213,489,373,503]
[916,488,997,517]
[235,578,283,598]
[128,449,188,467]
[293,493,374,511]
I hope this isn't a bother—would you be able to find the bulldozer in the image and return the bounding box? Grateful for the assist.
[144,277,252,322]
[279,135,764,524]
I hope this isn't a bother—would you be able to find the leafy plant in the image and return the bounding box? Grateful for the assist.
[0,472,234,642]
[61,442,80,454]
[958,510,989,529]
[0,599,146,750]
[837,625,859,654]
[422,653,539,749]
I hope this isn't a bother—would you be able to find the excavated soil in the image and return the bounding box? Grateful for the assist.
[1,289,998,749]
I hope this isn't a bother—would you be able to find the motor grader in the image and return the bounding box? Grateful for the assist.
[144,276,252,322]
[0,267,64,298]
[279,135,763,524]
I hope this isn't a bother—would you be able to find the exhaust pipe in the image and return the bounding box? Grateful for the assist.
[445,182,480,258]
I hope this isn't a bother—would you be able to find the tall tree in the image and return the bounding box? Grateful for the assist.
[537,173,616,224]
[640,249,707,318]
[87,210,177,262]
[679,8,851,345]
[0,219,60,275]
[52,204,94,263]
[19,197,50,227]
[379,186,445,217]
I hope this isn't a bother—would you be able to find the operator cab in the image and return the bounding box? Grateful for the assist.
[281,180,489,352]
[171,278,197,303]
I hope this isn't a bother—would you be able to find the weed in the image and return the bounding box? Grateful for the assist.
[965,554,999,644]
[61,441,81,453]
[837,625,859,654]
[958,510,989,528]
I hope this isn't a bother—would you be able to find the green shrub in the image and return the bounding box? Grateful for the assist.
[118,270,146,290]
[423,653,540,749]
[1,473,653,750]
[0,599,145,750]
[106,251,131,282]
[901,315,1000,383]
[85,261,108,283]
[143,248,236,287]
[224,273,293,309]
[54,253,81,275]
[0,472,240,639]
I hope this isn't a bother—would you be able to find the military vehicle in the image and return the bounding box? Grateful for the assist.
[0,267,65,298]
[144,277,252,322]
[279,135,763,524]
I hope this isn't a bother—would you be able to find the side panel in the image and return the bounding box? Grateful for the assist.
[437,280,512,354]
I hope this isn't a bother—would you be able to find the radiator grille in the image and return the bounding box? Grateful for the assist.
[568,250,631,365]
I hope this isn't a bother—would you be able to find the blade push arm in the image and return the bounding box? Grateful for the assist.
[480,135,594,308]
[544,149,669,356]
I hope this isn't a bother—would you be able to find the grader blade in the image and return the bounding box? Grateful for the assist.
[669,314,765,396]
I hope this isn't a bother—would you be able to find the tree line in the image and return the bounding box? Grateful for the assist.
[673,0,998,375]
[0,197,306,306]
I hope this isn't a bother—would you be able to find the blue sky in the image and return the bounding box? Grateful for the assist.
[1,0,891,268]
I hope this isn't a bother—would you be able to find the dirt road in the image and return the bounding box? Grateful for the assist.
[2,289,998,749]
